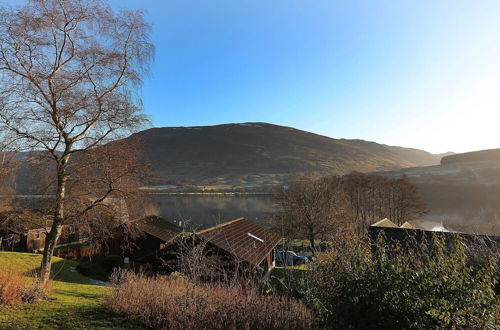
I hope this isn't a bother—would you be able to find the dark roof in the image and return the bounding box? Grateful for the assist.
[131,216,182,242]
[196,217,281,267]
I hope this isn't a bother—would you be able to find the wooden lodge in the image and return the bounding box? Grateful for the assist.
[105,215,182,266]
[155,217,281,279]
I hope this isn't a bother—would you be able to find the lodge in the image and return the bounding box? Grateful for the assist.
[368,218,500,249]
[114,216,281,279]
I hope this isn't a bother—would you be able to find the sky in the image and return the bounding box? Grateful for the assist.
[3,0,500,153]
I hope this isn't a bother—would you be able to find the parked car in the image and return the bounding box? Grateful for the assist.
[276,251,309,266]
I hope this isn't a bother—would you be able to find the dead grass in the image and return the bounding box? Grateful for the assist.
[0,268,50,306]
[107,270,314,330]
[0,269,25,305]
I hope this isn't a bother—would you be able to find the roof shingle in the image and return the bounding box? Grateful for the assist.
[196,217,281,267]
[131,216,182,242]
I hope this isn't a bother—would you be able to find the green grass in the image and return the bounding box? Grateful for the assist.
[272,265,309,279]
[0,252,145,329]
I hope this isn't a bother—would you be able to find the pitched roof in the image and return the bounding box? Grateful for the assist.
[131,216,182,242]
[196,217,281,267]
[371,218,398,228]
[400,221,417,229]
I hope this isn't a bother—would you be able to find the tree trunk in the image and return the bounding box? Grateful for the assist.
[40,221,63,283]
[309,232,316,255]
[40,160,68,284]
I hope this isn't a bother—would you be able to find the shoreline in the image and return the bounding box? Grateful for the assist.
[4,192,273,197]
[143,191,272,196]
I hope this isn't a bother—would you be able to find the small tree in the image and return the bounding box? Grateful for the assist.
[0,0,154,283]
[271,176,351,253]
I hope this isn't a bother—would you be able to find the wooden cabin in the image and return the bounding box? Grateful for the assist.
[156,217,281,279]
[105,215,182,267]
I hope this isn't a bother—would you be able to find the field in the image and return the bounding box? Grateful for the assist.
[0,252,145,329]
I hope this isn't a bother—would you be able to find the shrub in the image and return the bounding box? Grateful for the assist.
[77,255,124,281]
[303,234,499,329]
[0,269,49,306]
[107,270,314,329]
[76,261,109,282]
[99,255,124,273]
[0,269,25,305]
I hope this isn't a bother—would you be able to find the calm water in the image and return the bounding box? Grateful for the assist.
[150,194,499,234]
[9,194,499,234]
[149,194,277,230]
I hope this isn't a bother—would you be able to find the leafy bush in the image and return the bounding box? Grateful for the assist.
[107,270,314,330]
[303,234,499,329]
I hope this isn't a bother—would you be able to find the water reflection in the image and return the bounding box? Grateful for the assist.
[150,194,277,230]
[7,194,499,235]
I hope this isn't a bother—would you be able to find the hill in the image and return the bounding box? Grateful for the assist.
[130,122,446,190]
[342,139,452,168]
[380,148,500,236]
[8,122,448,193]
[441,148,500,166]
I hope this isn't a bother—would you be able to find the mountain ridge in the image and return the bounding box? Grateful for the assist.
[9,122,452,193]
[128,122,448,190]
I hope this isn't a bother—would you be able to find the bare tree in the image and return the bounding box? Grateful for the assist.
[342,172,428,232]
[0,151,16,210]
[0,0,154,283]
[63,138,155,248]
[271,176,352,253]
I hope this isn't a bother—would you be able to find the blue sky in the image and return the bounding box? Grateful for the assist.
[3,0,500,153]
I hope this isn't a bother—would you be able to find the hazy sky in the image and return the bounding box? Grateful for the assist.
[3,0,500,153]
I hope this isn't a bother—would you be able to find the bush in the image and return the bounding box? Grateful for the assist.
[0,269,25,305]
[76,261,109,282]
[0,269,49,306]
[99,255,124,273]
[76,255,124,281]
[303,234,499,329]
[107,270,314,329]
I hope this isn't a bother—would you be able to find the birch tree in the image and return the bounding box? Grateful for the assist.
[0,0,154,283]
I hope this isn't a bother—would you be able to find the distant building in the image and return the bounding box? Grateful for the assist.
[400,221,416,229]
[370,218,399,228]
[368,218,500,250]
[0,223,86,255]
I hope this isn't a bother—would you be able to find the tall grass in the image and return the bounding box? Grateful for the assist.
[107,270,313,329]
[0,269,51,306]
[0,269,26,305]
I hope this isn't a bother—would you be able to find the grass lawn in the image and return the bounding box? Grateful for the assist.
[0,252,145,329]
[272,264,309,279]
